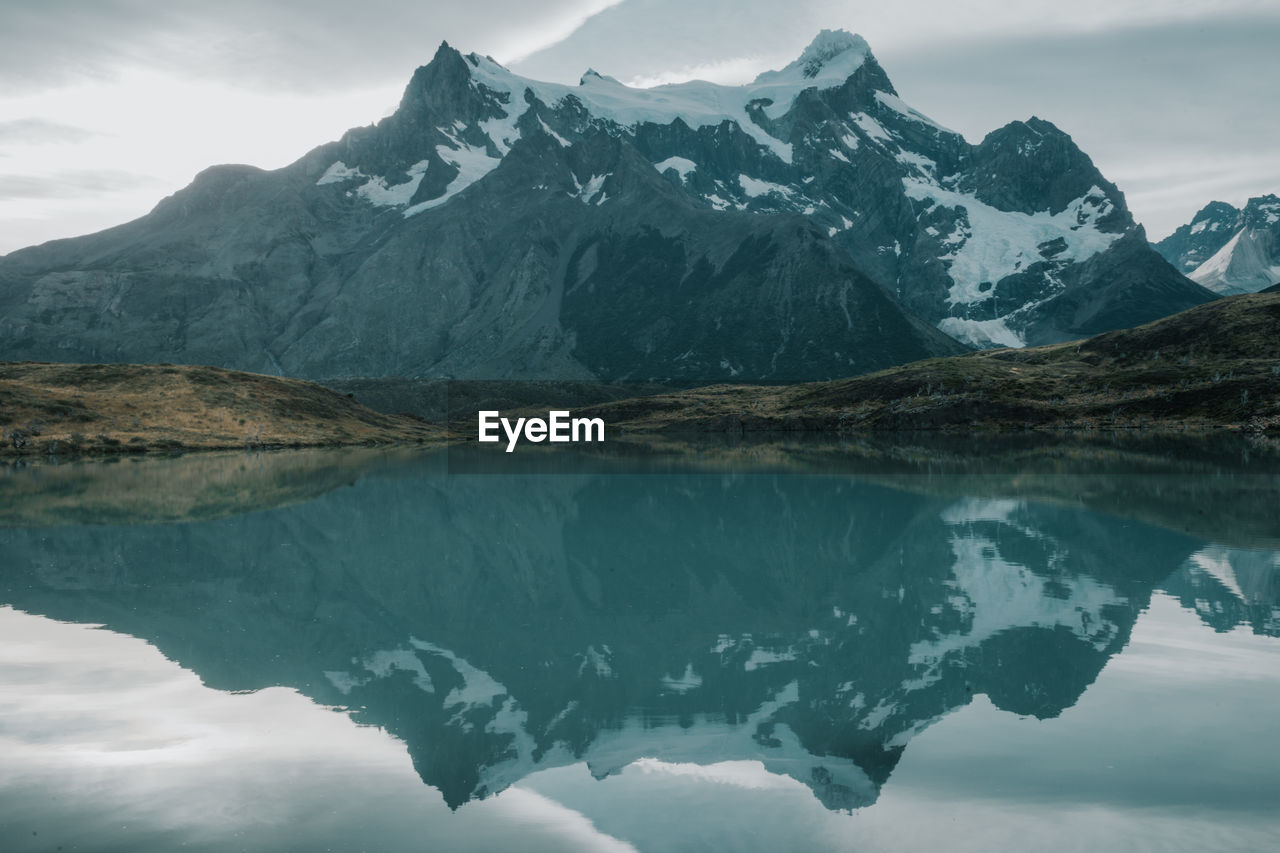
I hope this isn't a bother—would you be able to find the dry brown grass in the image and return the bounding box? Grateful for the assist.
[0,362,442,456]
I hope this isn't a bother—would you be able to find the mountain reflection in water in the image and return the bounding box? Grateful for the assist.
[1,440,1278,851]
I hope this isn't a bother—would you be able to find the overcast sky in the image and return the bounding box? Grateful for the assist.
[1,0,1277,255]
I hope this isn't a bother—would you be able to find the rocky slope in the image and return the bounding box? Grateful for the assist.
[0,30,1211,379]
[1155,194,1280,295]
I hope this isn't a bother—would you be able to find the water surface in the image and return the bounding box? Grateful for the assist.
[1,439,1278,851]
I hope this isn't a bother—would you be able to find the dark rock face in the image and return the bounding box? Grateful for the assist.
[1155,195,1280,295]
[957,118,1126,225]
[1021,230,1217,344]
[0,31,1213,378]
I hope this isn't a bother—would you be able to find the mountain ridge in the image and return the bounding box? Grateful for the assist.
[0,30,1212,380]
[1154,194,1280,295]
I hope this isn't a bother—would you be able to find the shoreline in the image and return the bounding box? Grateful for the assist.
[4,292,1277,458]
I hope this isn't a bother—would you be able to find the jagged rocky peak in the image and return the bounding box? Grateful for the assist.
[306,27,926,229]
[402,29,876,100]
[397,40,482,114]
[387,28,892,153]
[1153,200,1242,273]
[956,116,1130,225]
[1190,194,1280,295]
[1242,193,1280,229]
[1157,192,1280,295]
[1194,200,1242,230]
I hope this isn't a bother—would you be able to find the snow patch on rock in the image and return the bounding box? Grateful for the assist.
[937,316,1025,349]
[356,160,431,207]
[874,91,952,133]
[404,143,499,217]
[572,173,611,205]
[654,156,697,179]
[904,178,1122,307]
[850,112,893,145]
[317,161,365,185]
[739,175,794,198]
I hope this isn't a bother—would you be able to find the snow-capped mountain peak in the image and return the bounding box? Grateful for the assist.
[1154,200,1244,273]
[331,34,1197,353]
[578,68,620,86]
[754,28,872,85]
[1158,193,1280,295]
[0,30,1214,379]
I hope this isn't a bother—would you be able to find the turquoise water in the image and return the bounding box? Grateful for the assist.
[1,443,1278,851]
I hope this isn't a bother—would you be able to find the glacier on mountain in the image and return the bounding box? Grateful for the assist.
[358,159,431,207]
[314,29,877,213]
[904,180,1120,307]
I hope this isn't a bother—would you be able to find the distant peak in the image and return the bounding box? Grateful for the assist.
[579,68,621,86]
[413,39,468,76]
[1024,116,1066,135]
[753,29,872,86]
[795,29,871,76]
[1242,194,1280,229]
[982,116,1071,147]
[1192,200,1241,222]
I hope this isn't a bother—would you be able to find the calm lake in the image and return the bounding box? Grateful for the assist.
[2,437,1278,852]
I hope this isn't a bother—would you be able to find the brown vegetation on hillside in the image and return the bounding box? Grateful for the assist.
[0,362,441,456]
[580,293,1280,435]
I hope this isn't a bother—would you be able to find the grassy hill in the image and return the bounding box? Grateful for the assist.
[0,362,441,456]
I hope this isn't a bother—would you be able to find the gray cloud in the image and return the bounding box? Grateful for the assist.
[2,0,1275,243]
[0,0,618,92]
[0,169,162,200]
[511,0,1277,83]
[882,15,1280,237]
[0,118,100,145]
